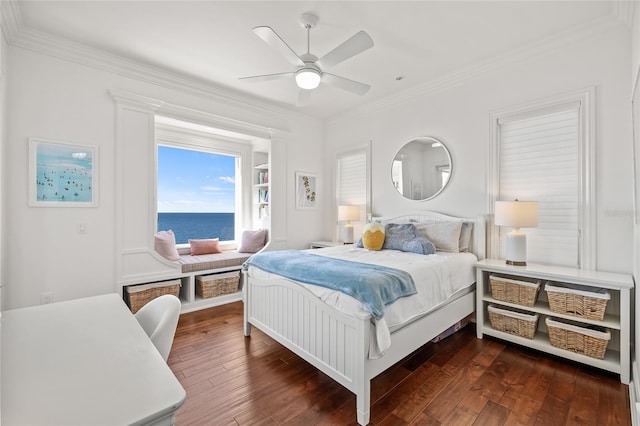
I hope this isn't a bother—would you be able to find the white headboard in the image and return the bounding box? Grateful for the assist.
[371,211,487,259]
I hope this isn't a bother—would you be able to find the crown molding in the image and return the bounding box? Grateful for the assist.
[1,1,316,126]
[326,15,623,127]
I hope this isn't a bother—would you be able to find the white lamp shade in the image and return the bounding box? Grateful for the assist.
[494,200,539,228]
[338,205,360,222]
[295,68,321,90]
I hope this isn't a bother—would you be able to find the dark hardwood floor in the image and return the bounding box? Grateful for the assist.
[168,302,631,425]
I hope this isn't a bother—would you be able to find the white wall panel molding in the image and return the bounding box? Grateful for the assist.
[111,88,292,286]
[266,134,288,248]
[157,102,286,140]
[327,16,621,127]
[111,92,160,286]
[108,89,165,111]
[109,88,285,140]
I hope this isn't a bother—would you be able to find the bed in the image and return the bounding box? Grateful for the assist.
[242,211,486,425]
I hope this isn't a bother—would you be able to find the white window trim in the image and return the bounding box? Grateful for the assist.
[155,121,253,246]
[334,142,372,240]
[488,87,595,269]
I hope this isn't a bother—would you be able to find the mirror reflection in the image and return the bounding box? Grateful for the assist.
[391,136,452,201]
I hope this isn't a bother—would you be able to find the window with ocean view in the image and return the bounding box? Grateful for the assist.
[157,145,237,244]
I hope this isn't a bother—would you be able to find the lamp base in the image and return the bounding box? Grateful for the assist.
[343,224,354,244]
[505,228,527,266]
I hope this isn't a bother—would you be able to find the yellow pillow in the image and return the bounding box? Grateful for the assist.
[362,223,385,250]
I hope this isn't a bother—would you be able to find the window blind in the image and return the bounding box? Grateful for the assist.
[498,107,580,267]
[337,150,367,209]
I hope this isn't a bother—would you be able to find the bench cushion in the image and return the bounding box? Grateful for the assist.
[176,251,251,273]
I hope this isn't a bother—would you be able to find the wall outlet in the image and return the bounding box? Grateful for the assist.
[41,292,53,304]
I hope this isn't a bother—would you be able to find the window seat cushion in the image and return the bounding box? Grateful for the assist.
[175,250,251,273]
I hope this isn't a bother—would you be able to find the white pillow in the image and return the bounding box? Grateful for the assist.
[459,222,473,252]
[154,230,180,261]
[238,229,267,253]
[415,222,463,253]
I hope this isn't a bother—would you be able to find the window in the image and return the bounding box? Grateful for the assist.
[157,145,237,244]
[490,89,595,268]
[155,117,252,246]
[336,144,371,239]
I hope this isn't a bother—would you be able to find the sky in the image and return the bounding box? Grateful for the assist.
[157,145,236,213]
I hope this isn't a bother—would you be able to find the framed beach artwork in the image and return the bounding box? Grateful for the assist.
[295,171,317,210]
[29,138,99,207]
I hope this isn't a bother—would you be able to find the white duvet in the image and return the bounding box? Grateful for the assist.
[247,245,477,357]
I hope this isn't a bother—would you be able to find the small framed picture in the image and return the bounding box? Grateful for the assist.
[295,171,317,210]
[29,138,99,207]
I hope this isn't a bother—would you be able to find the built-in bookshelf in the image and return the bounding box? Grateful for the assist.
[253,151,270,229]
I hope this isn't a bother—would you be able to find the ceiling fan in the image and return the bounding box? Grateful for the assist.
[240,13,374,105]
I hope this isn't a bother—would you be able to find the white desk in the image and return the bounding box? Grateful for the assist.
[1,293,186,425]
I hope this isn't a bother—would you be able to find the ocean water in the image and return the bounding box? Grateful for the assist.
[158,212,234,244]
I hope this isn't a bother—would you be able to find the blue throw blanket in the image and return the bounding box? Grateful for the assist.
[245,250,417,319]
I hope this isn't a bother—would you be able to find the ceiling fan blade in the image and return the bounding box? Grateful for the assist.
[253,26,305,67]
[322,73,371,96]
[239,71,294,82]
[296,88,312,106]
[316,31,374,69]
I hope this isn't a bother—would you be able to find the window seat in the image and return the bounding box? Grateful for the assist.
[174,250,251,273]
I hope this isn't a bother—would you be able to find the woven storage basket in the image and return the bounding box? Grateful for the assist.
[489,275,541,307]
[545,317,610,359]
[196,271,240,299]
[544,283,610,321]
[126,279,181,313]
[488,305,539,339]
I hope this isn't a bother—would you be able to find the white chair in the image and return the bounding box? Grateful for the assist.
[134,294,181,362]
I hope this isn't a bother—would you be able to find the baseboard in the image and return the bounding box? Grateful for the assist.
[631,361,640,425]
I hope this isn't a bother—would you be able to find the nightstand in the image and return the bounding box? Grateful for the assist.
[475,258,633,383]
[309,241,345,249]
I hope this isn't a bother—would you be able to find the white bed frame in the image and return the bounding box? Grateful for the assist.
[243,212,486,425]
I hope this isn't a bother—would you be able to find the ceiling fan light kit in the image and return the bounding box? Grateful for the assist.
[295,68,321,90]
[240,12,374,103]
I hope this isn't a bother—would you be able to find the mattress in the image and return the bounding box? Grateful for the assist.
[247,245,478,357]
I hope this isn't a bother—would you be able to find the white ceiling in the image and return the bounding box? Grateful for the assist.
[12,1,617,120]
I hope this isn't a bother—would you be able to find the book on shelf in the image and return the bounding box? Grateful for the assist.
[257,171,269,185]
[258,189,269,203]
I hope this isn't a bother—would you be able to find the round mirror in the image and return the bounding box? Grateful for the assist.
[391,136,452,201]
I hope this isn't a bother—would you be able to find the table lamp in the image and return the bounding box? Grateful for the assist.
[338,205,360,244]
[494,200,539,266]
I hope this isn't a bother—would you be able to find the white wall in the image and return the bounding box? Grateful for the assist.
[630,3,640,420]
[0,21,6,418]
[4,44,323,309]
[0,20,7,311]
[324,22,632,275]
